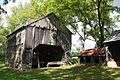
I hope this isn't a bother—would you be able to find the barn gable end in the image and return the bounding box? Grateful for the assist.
[6,13,72,69]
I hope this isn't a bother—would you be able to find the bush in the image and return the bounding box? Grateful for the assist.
[0,49,5,63]
[71,57,78,64]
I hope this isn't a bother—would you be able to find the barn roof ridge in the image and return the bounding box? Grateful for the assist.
[25,13,59,26]
[7,13,59,38]
[104,30,120,43]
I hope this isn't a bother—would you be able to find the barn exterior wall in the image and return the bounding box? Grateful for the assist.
[6,13,72,69]
[6,29,26,69]
[104,30,120,67]
[105,41,120,66]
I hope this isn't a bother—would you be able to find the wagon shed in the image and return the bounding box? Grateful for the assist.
[78,48,106,64]
[6,13,72,69]
[104,30,120,67]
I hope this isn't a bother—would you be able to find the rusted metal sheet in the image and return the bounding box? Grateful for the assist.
[78,48,106,64]
[78,48,106,56]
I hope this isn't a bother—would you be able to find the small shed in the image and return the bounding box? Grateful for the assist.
[78,48,106,64]
[104,30,120,66]
[6,13,72,69]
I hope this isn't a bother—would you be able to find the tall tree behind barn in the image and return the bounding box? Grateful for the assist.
[6,13,72,69]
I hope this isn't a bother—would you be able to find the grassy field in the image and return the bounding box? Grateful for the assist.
[0,60,120,80]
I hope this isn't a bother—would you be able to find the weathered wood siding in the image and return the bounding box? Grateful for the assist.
[24,15,71,51]
[6,29,26,69]
[6,13,72,69]
[25,27,57,49]
[57,30,71,51]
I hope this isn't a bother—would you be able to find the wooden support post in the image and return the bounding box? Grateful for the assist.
[37,54,40,68]
[106,47,109,62]
[91,56,93,64]
[78,57,80,64]
[99,57,101,64]
[84,57,86,64]
[92,56,95,64]
[30,51,33,69]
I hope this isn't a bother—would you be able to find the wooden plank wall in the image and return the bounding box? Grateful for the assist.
[6,29,26,69]
[6,13,72,69]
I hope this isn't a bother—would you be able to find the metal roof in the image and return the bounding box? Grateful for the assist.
[104,30,120,43]
[78,48,105,56]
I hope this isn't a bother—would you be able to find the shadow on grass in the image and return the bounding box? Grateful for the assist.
[48,65,117,80]
[0,64,120,80]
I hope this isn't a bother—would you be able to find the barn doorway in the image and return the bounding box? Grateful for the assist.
[32,44,64,68]
[107,41,120,66]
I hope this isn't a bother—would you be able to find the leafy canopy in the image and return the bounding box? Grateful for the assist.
[7,0,120,48]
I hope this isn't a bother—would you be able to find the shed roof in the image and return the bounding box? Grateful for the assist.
[104,30,120,43]
[78,48,105,56]
[33,44,64,53]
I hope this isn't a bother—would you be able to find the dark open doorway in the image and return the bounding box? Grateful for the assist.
[32,44,64,68]
[107,41,120,66]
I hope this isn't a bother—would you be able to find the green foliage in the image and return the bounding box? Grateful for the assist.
[0,63,120,80]
[70,47,80,64]
[0,0,16,62]
[0,23,9,63]
[0,49,5,62]
[71,52,78,57]
[6,0,120,47]
[71,57,78,64]
[0,0,16,14]
[0,30,6,63]
[0,26,9,48]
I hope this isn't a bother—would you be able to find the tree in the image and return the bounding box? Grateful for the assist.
[0,0,16,14]
[6,0,120,48]
[0,0,16,57]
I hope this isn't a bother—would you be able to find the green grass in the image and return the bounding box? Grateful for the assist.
[0,63,120,80]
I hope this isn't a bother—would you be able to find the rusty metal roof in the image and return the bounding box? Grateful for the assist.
[78,48,105,56]
[104,30,120,43]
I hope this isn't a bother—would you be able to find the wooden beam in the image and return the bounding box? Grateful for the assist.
[37,54,40,68]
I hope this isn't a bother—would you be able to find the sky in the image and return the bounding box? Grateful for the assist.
[114,0,120,7]
[0,0,120,51]
[72,0,120,50]
[0,0,30,5]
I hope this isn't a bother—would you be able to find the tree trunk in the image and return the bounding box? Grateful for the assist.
[97,0,104,48]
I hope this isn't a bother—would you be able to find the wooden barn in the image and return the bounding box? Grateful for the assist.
[5,13,72,69]
[104,30,120,67]
[78,48,106,64]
